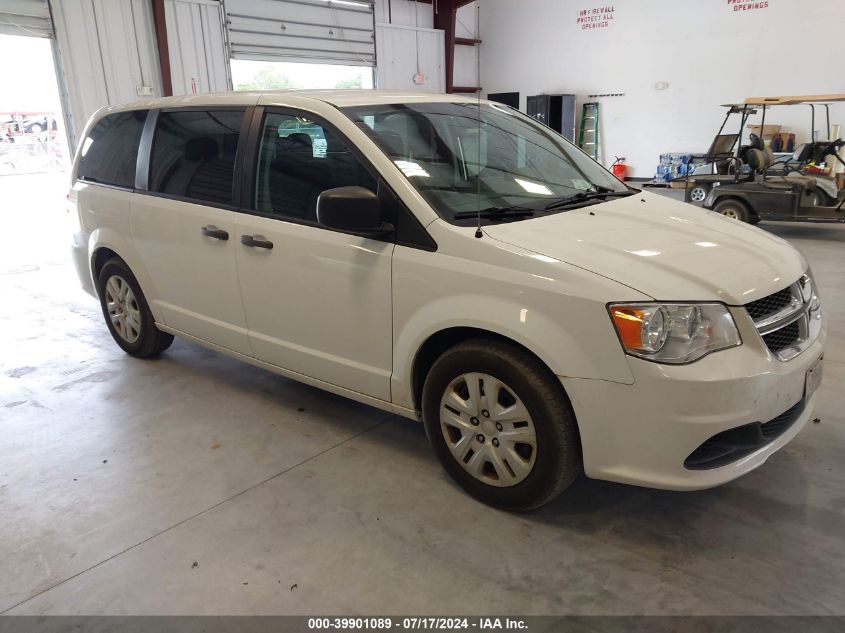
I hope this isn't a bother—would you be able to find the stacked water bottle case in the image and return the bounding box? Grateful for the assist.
[654,153,696,183]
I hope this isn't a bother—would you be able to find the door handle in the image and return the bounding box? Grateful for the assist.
[241,234,274,250]
[201,225,229,241]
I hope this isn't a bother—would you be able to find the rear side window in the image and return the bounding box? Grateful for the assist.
[78,111,147,188]
[149,109,244,205]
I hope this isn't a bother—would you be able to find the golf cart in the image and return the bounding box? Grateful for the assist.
[682,94,845,223]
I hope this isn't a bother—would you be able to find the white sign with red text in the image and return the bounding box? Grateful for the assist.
[576,5,615,30]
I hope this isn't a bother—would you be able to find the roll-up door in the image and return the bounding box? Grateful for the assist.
[225,0,375,66]
[0,0,52,38]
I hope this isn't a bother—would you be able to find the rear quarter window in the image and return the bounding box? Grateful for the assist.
[149,109,244,206]
[77,110,147,188]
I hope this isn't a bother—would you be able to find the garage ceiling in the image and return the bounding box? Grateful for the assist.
[225,0,376,66]
[0,0,52,38]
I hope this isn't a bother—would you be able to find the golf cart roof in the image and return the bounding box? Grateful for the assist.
[718,104,759,112]
[743,94,845,106]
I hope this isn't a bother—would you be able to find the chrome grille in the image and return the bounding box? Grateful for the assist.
[762,321,800,354]
[744,273,821,361]
[746,287,794,321]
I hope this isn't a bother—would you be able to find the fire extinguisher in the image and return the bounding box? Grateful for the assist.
[611,156,628,181]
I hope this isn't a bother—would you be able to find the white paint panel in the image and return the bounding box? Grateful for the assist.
[375,22,443,93]
[165,0,230,95]
[50,0,162,150]
[0,0,51,37]
[226,0,376,66]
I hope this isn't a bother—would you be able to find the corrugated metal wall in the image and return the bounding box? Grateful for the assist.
[165,0,230,96]
[10,0,434,149]
[0,0,52,37]
[375,23,443,92]
[49,0,230,150]
[225,0,376,67]
[50,0,162,149]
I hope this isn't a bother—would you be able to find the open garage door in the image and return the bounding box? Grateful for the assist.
[226,0,375,67]
[0,0,52,38]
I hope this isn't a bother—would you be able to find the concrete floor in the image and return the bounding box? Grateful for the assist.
[1,173,844,615]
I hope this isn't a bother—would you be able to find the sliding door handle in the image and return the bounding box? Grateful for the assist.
[241,234,274,250]
[201,225,229,241]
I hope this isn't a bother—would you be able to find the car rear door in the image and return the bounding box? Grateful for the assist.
[233,107,394,401]
[130,107,252,354]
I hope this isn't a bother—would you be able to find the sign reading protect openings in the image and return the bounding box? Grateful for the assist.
[727,0,770,11]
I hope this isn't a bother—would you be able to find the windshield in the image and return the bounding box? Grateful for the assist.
[342,102,629,224]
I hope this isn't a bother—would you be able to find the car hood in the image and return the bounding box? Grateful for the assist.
[482,191,806,304]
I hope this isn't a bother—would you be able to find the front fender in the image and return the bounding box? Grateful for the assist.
[391,293,636,411]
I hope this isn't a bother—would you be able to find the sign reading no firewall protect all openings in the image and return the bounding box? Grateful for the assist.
[576,5,615,30]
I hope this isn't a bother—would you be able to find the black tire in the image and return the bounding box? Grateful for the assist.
[713,198,751,223]
[421,339,581,511]
[97,257,173,358]
[811,189,834,207]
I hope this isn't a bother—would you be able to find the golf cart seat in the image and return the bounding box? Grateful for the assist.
[737,132,766,166]
[745,146,773,174]
[746,145,818,192]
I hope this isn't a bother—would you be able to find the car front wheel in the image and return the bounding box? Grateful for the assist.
[422,339,581,511]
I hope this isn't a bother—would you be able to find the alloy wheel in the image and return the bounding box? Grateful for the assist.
[105,275,141,344]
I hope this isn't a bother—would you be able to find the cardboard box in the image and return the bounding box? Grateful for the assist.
[746,124,782,140]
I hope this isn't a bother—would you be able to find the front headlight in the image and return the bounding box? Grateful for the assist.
[608,303,741,364]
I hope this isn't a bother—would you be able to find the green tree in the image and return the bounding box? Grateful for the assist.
[235,65,299,91]
[334,76,363,89]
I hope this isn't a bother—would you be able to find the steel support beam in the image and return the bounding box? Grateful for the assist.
[433,0,456,93]
[151,0,173,97]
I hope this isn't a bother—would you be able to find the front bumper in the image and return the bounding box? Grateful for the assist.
[562,317,825,490]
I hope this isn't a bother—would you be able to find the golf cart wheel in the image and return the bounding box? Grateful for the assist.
[689,184,709,203]
[810,189,834,207]
[714,199,750,222]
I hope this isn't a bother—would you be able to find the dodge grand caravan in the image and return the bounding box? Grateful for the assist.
[68,91,825,510]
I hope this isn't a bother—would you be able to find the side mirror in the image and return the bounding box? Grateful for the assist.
[316,186,393,236]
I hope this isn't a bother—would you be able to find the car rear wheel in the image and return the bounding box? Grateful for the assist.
[714,198,751,222]
[97,258,173,358]
[421,339,581,511]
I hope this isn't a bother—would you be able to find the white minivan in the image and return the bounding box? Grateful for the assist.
[68,90,825,510]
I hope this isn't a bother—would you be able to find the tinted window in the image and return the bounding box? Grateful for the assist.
[78,111,147,188]
[150,110,244,205]
[254,112,376,221]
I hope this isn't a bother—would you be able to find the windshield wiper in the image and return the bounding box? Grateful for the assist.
[454,206,536,221]
[544,188,635,210]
